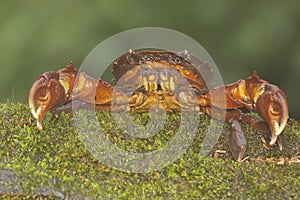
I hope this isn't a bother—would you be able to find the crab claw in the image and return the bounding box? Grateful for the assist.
[255,84,289,148]
[29,72,67,130]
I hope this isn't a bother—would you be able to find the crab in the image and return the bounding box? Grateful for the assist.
[28,50,289,161]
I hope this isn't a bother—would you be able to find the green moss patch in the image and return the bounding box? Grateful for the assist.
[0,102,299,199]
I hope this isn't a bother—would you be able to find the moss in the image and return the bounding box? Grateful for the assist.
[0,101,299,199]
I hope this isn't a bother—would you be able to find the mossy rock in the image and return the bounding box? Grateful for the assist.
[0,101,299,199]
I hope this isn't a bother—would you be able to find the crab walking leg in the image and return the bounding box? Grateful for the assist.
[242,115,284,150]
[228,119,247,162]
[201,103,286,161]
[200,106,246,161]
[241,114,283,150]
[201,106,248,161]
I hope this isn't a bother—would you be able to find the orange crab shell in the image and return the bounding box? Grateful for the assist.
[111,50,214,93]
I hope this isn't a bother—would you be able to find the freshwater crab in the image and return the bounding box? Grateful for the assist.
[28,50,289,161]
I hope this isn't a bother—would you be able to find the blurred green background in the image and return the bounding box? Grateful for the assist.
[0,0,299,118]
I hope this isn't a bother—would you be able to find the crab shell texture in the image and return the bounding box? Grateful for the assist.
[112,50,213,92]
[109,50,214,111]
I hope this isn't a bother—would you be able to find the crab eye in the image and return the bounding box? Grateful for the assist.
[200,90,207,95]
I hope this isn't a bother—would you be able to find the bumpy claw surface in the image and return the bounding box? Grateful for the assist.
[255,84,289,147]
[29,72,67,130]
[29,62,118,130]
